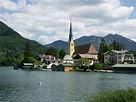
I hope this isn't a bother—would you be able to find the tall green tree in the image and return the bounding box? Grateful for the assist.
[16,54,24,65]
[98,38,108,63]
[45,47,58,58]
[58,49,66,59]
[110,40,125,50]
[23,41,31,63]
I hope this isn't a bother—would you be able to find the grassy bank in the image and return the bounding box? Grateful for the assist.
[89,88,136,102]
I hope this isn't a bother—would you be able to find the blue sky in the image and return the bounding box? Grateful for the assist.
[121,0,136,18]
[0,0,136,44]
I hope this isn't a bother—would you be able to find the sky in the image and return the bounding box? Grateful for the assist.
[0,0,136,44]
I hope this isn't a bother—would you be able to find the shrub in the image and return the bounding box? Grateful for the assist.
[89,88,136,102]
[90,63,104,70]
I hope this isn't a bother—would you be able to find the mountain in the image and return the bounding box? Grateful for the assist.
[104,34,136,50]
[45,34,136,51]
[46,40,68,51]
[0,21,46,56]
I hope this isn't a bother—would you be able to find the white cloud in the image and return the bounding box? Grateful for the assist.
[0,0,136,44]
[0,0,18,11]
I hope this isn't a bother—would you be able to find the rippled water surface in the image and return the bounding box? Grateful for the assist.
[0,67,136,102]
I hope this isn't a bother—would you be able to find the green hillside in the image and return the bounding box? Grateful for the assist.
[0,21,46,65]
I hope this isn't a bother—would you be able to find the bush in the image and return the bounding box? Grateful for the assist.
[90,63,104,70]
[89,88,136,102]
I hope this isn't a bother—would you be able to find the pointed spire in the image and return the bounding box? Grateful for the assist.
[69,21,73,42]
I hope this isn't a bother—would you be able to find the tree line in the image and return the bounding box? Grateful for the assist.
[1,39,136,66]
[0,41,66,66]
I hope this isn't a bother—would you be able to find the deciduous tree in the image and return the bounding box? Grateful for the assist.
[45,47,58,58]
[58,49,66,59]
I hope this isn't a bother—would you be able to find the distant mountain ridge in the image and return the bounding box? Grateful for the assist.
[1,20,135,57]
[46,34,136,51]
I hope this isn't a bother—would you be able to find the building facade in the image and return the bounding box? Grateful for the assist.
[36,54,61,64]
[104,50,135,64]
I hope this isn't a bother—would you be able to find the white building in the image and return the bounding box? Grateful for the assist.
[104,50,135,64]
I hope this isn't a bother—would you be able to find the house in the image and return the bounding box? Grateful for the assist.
[51,63,64,71]
[22,63,34,69]
[104,50,135,64]
[73,54,94,65]
[51,63,73,71]
[36,54,61,64]
[112,64,136,73]
[73,44,98,62]
[62,55,74,71]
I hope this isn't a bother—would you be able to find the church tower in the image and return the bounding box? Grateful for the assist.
[68,21,75,57]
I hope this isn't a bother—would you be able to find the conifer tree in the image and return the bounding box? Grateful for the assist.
[98,38,108,63]
[23,41,31,63]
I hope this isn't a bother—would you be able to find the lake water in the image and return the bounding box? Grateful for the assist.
[0,67,136,102]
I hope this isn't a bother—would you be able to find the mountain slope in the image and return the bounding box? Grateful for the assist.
[104,34,136,50]
[0,21,46,56]
[45,34,136,51]
[46,40,68,50]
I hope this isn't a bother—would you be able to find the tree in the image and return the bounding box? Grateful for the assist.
[98,38,108,63]
[23,41,31,63]
[45,47,58,58]
[58,49,66,59]
[76,58,90,71]
[16,54,24,65]
[110,40,125,50]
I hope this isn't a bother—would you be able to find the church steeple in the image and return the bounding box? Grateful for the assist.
[68,21,75,57]
[69,21,73,42]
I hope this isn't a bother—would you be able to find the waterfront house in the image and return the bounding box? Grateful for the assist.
[51,63,73,71]
[73,54,94,65]
[51,63,63,71]
[22,63,33,69]
[36,54,61,64]
[104,50,134,64]
[62,55,74,71]
[112,64,136,73]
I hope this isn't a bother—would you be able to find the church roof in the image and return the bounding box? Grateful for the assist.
[74,44,98,55]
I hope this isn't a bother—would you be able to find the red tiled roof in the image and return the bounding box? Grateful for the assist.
[74,44,98,55]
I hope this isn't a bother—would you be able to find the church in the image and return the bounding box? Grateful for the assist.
[67,22,98,62]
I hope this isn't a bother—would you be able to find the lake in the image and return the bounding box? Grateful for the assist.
[0,67,136,102]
